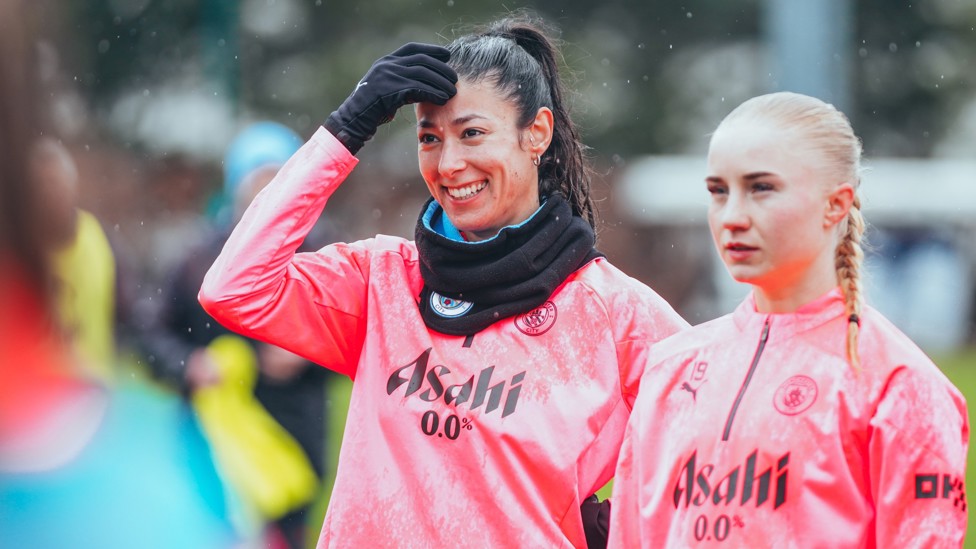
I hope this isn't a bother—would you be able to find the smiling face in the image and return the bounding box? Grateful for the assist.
[416,78,552,241]
[706,119,851,312]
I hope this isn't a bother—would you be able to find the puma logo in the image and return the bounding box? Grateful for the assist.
[681,361,709,403]
[680,381,702,401]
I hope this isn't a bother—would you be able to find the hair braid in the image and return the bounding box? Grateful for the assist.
[836,194,865,369]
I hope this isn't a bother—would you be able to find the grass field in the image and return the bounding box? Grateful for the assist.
[935,348,976,547]
[309,348,976,547]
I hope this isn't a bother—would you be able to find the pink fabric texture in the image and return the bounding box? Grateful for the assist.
[199,127,688,547]
[609,288,969,548]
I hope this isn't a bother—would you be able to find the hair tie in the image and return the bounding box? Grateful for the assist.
[848,313,860,327]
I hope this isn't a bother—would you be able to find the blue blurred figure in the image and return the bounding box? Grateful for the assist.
[142,120,337,549]
[223,122,304,211]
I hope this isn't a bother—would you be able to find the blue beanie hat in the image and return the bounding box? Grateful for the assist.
[223,121,303,198]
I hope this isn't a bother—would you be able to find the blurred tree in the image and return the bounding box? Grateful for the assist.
[31,0,976,347]
[51,0,976,161]
[854,0,976,157]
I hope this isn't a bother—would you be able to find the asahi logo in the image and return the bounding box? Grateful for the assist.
[673,449,790,510]
[386,348,525,418]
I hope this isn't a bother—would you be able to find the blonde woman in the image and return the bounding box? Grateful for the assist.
[609,92,968,548]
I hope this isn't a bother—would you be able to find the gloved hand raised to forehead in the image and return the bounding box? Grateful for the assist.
[325,42,458,155]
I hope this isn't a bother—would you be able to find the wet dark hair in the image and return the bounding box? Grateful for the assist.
[447,14,596,229]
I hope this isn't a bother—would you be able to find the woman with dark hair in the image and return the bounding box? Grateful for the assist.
[200,15,687,548]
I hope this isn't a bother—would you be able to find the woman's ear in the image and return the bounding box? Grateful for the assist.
[527,107,554,156]
[825,183,855,228]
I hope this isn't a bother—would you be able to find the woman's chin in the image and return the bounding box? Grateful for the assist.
[725,265,764,287]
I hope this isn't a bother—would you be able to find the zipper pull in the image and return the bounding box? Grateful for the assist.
[721,316,773,442]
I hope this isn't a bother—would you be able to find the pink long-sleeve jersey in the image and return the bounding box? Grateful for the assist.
[609,288,969,548]
[199,128,688,548]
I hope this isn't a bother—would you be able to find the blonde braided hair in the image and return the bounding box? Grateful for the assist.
[836,194,866,368]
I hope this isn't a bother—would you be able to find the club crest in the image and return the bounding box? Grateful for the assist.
[774,375,818,416]
[430,292,474,318]
[514,301,557,336]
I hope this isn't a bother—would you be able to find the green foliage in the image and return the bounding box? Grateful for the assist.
[55,0,976,161]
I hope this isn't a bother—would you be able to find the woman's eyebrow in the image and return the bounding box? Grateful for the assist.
[417,114,488,128]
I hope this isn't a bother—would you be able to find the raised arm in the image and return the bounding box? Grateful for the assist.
[198,129,363,374]
[200,43,457,376]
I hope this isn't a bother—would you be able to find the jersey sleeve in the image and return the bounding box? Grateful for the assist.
[606,392,650,548]
[199,127,367,377]
[612,281,688,409]
[869,365,969,547]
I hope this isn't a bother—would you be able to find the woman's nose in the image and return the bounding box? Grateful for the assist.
[437,139,466,177]
[719,192,751,231]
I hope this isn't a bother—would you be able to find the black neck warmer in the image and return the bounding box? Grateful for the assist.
[415,194,603,335]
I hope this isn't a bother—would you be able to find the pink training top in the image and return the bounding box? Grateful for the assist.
[609,288,969,548]
[199,128,688,548]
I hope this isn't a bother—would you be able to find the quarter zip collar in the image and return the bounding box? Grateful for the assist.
[720,288,845,442]
[732,287,846,337]
[722,317,770,441]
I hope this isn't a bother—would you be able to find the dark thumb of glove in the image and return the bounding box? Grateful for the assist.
[325,42,458,155]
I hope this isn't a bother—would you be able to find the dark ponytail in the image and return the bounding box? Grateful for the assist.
[447,14,596,229]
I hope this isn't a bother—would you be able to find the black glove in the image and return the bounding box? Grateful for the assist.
[325,42,458,155]
[581,494,610,549]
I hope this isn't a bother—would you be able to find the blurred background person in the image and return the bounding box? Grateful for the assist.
[0,1,239,547]
[30,137,119,384]
[141,120,338,549]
